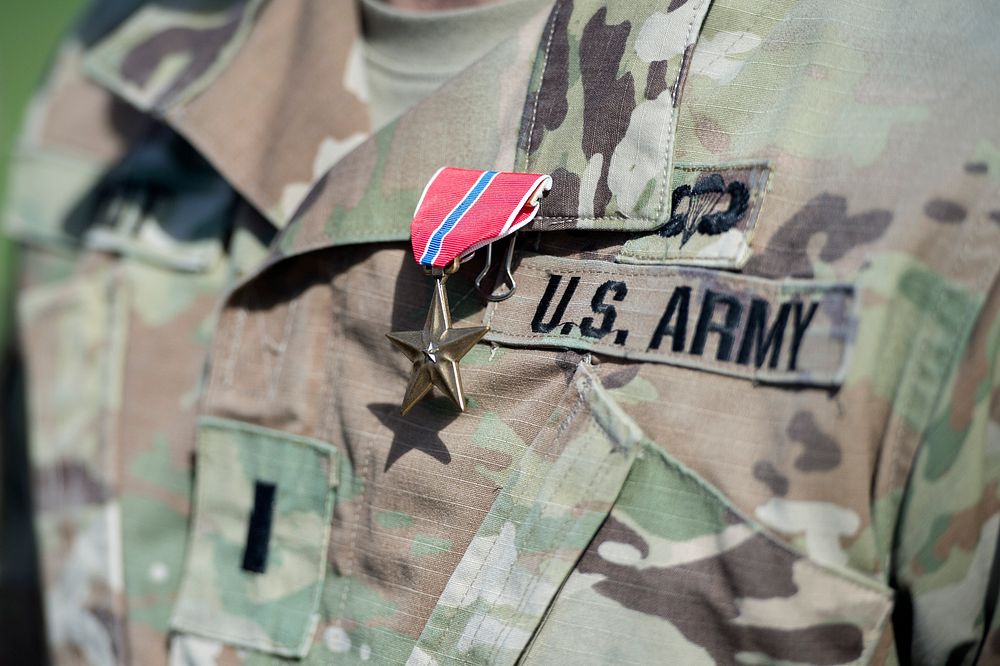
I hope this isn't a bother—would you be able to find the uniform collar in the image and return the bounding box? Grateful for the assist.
[83,0,371,228]
[261,3,555,274]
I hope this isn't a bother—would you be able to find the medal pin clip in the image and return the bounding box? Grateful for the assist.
[474,233,518,302]
[473,180,547,302]
[423,256,461,281]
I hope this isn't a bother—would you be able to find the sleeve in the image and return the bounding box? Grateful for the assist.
[891,277,1000,666]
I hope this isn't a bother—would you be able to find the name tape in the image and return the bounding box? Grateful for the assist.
[484,256,856,386]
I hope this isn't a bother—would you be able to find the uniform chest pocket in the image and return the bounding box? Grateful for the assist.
[170,418,338,658]
[407,362,892,666]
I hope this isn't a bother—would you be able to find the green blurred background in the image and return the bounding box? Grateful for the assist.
[1,0,87,341]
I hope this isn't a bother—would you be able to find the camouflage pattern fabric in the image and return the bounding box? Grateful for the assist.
[180,0,1000,663]
[7,0,1000,665]
[520,0,714,232]
[83,0,266,113]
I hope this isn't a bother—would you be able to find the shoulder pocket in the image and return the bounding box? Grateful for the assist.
[521,0,715,233]
[170,418,338,658]
[408,362,891,666]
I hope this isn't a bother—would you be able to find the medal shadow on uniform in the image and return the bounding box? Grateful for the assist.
[367,401,457,472]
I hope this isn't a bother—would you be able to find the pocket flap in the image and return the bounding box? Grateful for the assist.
[407,362,892,665]
[520,440,893,665]
[171,418,338,657]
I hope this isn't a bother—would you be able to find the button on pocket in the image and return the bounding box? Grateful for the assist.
[171,418,338,657]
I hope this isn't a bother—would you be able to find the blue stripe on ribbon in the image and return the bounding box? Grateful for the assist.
[420,170,499,265]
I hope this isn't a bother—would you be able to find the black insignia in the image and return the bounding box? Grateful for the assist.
[488,256,855,387]
[658,173,750,246]
[532,274,822,372]
[242,481,277,574]
[532,275,630,346]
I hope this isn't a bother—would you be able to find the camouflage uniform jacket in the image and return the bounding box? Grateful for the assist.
[3,1,369,663]
[10,0,1000,665]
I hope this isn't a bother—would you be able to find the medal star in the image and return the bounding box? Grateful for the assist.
[387,278,488,416]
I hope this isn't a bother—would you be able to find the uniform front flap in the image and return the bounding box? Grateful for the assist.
[409,360,893,666]
[16,266,131,665]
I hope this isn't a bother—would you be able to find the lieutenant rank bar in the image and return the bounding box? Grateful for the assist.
[484,256,857,387]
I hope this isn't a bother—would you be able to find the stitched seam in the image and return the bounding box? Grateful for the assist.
[522,0,564,172]
[102,271,127,655]
[482,333,842,383]
[335,444,371,626]
[535,215,651,223]
[222,303,248,389]
[619,251,747,261]
[300,445,338,655]
[654,0,708,222]
[266,299,298,401]
[172,438,222,642]
[859,600,896,663]
[319,298,341,445]
[616,256,750,267]
[171,624,293,655]
[472,445,583,656]
[198,417,337,454]
[672,162,769,172]
[884,221,983,575]
[467,375,597,656]
[432,389,588,648]
[653,81,678,222]
[508,263,854,290]
[477,404,597,660]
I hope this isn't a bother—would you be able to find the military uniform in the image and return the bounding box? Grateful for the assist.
[7,0,1000,665]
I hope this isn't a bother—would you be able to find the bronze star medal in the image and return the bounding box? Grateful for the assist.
[389,167,551,416]
[387,262,488,415]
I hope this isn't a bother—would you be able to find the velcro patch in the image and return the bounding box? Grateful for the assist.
[484,256,856,386]
[617,163,770,268]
